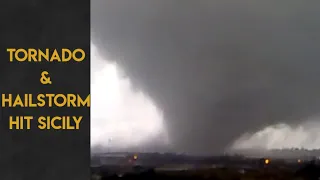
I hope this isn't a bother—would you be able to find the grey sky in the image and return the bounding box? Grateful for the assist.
[91,0,320,154]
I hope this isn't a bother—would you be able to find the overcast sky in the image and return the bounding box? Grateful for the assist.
[91,0,320,155]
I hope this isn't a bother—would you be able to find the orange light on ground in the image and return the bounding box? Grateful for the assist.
[264,159,270,165]
[133,155,138,160]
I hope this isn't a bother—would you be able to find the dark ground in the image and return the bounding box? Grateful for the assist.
[91,168,303,180]
[92,161,320,180]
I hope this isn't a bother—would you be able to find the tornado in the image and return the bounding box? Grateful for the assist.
[91,0,320,155]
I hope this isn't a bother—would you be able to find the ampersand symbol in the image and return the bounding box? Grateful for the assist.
[40,71,52,85]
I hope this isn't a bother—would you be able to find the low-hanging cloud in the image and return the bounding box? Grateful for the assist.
[91,43,169,153]
[232,119,320,151]
[91,0,320,155]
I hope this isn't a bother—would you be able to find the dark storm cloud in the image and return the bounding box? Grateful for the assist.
[91,0,320,154]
